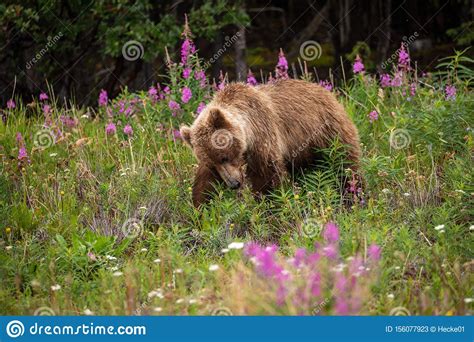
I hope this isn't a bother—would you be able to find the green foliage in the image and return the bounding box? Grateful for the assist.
[447,21,474,46]
[435,47,474,86]
[189,0,250,39]
[346,41,373,70]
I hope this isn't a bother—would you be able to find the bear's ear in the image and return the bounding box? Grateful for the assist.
[208,108,228,129]
[180,126,192,147]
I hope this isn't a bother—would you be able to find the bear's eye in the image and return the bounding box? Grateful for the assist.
[221,157,228,163]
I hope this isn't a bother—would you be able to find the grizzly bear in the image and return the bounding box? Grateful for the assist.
[180,79,361,207]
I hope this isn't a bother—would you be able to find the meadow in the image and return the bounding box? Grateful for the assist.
[0,30,473,316]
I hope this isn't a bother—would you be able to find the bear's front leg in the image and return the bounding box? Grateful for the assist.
[192,164,223,207]
[247,159,287,196]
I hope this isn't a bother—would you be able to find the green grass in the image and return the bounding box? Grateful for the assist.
[0,71,473,316]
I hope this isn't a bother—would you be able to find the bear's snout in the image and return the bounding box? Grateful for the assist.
[229,179,241,189]
[215,163,244,190]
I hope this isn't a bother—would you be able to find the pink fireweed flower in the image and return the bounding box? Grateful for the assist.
[183,67,192,79]
[148,86,158,102]
[409,82,417,97]
[322,243,338,259]
[173,129,181,141]
[445,85,456,100]
[105,122,116,135]
[352,55,364,74]
[380,74,391,87]
[39,92,49,101]
[43,104,51,115]
[275,49,289,80]
[247,69,258,86]
[310,272,321,297]
[87,252,97,262]
[398,43,410,70]
[16,132,30,166]
[391,72,402,87]
[180,38,196,65]
[163,86,171,94]
[217,71,226,90]
[98,89,108,106]
[181,87,192,103]
[319,80,333,91]
[323,222,340,242]
[293,248,307,268]
[368,110,379,122]
[368,244,381,261]
[196,102,206,115]
[60,115,78,128]
[168,100,181,116]
[18,147,28,160]
[7,99,15,109]
[123,124,133,136]
[195,70,207,88]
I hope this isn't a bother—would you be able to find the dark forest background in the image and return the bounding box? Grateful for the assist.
[1,0,472,105]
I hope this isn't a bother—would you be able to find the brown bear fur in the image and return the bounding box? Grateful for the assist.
[180,79,361,207]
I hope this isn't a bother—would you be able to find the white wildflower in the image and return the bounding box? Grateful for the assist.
[209,264,219,272]
[228,242,244,250]
[51,284,61,291]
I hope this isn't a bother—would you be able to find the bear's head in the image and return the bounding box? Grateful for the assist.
[180,107,247,189]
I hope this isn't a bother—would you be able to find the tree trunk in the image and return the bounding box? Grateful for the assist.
[234,25,247,81]
[211,31,224,82]
[287,0,331,60]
